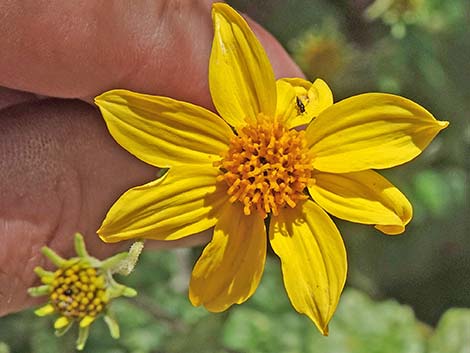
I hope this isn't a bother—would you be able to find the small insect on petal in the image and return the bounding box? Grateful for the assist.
[296,96,306,114]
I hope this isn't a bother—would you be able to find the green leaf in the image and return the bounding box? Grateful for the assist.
[413,170,452,218]
[315,289,427,353]
[223,257,427,353]
[0,342,10,353]
[428,308,470,353]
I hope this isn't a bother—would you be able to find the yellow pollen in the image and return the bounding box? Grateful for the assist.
[215,115,313,218]
[49,261,107,319]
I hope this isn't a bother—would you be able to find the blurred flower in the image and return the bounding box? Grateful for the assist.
[290,20,354,83]
[28,233,138,350]
[94,3,448,335]
[365,0,424,37]
[365,0,468,37]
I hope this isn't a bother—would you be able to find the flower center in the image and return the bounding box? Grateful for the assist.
[216,115,313,218]
[50,261,108,319]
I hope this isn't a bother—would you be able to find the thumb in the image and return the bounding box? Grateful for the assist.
[0,1,303,105]
[0,1,304,316]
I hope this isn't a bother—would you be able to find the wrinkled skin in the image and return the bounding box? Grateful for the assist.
[0,0,303,316]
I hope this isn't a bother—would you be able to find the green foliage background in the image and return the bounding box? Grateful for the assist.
[1,0,468,352]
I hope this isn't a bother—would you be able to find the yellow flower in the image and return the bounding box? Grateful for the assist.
[94,3,447,334]
[29,233,138,350]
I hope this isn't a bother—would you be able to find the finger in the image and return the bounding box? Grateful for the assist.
[0,1,303,106]
[0,99,210,316]
[0,87,39,110]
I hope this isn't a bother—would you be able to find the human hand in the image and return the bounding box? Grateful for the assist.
[0,0,303,316]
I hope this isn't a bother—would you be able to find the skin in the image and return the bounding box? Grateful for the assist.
[0,0,303,316]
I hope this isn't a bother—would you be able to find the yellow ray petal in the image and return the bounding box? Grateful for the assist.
[34,303,55,317]
[210,3,276,127]
[279,78,333,128]
[189,202,266,312]
[309,170,412,235]
[79,315,96,328]
[95,90,233,167]
[306,93,449,173]
[269,200,347,335]
[98,165,229,243]
[54,316,71,329]
[275,79,298,124]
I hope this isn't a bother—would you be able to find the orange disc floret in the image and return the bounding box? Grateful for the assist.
[216,115,314,218]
